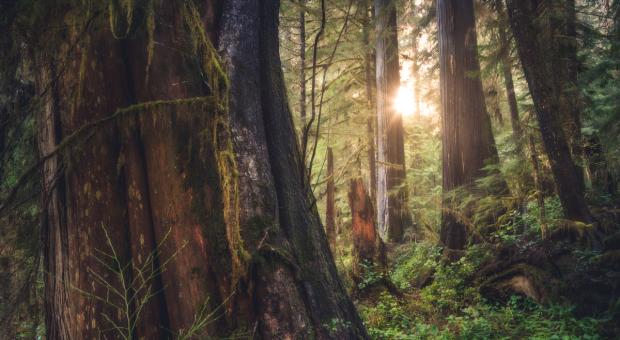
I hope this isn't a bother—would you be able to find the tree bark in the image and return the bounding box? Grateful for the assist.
[349,178,377,261]
[348,178,385,274]
[437,0,505,251]
[375,0,409,242]
[558,0,584,176]
[36,1,368,339]
[506,0,594,224]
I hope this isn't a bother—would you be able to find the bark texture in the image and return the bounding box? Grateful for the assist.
[506,0,594,223]
[349,178,378,262]
[437,0,505,250]
[375,0,409,242]
[36,1,368,339]
[348,178,385,273]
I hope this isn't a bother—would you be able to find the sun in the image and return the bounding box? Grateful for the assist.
[394,86,415,117]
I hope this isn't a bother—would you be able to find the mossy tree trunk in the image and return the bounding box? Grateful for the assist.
[36,1,367,339]
[506,0,594,224]
[437,0,505,251]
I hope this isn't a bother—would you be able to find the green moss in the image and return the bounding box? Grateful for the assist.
[181,1,229,102]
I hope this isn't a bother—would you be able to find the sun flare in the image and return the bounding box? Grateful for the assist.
[394,86,415,117]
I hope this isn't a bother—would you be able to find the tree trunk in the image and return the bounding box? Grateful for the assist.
[326,147,336,251]
[413,40,421,121]
[584,134,616,196]
[348,178,385,274]
[558,0,584,176]
[36,1,368,339]
[528,134,548,238]
[437,0,505,251]
[506,0,594,224]
[363,0,377,204]
[497,8,523,152]
[375,0,409,242]
[299,0,307,125]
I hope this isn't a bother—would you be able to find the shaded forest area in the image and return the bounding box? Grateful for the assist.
[1,0,620,339]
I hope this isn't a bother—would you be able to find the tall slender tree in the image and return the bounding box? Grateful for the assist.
[496,2,523,152]
[35,1,368,338]
[506,0,594,224]
[437,0,505,251]
[374,0,409,242]
[326,147,336,250]
[299,0,307,125]
[363,0,378,204]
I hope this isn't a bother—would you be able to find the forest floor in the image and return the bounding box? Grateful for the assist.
[347,217,620,339]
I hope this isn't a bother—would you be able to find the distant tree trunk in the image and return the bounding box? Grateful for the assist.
[488,87,504,127]
[299,0,307,125]
[412,37,421,121]
[437,0,505,251]
[584,134,616,196]
[375,0,409,242]
[528,134,547,238]
[497,9,523,152]
[326,147,336,251]
[36,1,368,339]
[506,0,594,224]
[363,0,377,203]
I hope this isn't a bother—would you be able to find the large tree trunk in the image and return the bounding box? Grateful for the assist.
[506,0,594,224]
[558,0,584,179]
[36,1,368,339]
[375,0,409,242]
[437,0,505,251]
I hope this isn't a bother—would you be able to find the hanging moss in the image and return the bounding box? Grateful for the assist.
[178,0,250,289]
[181,1,229,102]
